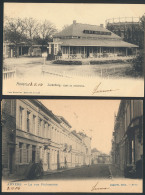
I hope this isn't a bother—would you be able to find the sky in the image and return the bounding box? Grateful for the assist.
[39,99,120,154]
[4,3,145,30]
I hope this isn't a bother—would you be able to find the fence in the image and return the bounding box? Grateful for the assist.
[3,66,16,80]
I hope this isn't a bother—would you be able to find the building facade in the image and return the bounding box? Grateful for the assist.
[2,99,91,176]
[111,100,143,178]
[91,148,111,164]
[3,41,47,58]
[48,20,138,60]
[91,148,101,164]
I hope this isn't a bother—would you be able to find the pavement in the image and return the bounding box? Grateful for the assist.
[40,164,112,180]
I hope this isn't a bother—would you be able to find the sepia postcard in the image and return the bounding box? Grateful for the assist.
[1,99,143,192]
[2,3,145,97]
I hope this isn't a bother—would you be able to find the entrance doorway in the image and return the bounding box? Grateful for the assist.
[9,148,15,174]
[32,146,36,163]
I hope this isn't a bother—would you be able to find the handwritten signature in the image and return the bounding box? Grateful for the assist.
[92,82,119,95]
[91,181,110,191]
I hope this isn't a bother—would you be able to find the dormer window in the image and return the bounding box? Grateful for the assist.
[83,30,111,35]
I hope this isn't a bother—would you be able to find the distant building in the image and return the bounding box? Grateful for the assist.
[106,17,143,49]
[2,99,91,177]
[3,41,47,58]
[111,100,143,178]
[78,132,92,165]
[91,148,101,164]
[91,148,111,164]
[48,20,138,60]
[98,154,111,164]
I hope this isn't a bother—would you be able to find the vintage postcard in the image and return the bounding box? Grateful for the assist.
[1,99,143,192]
[2,3,145,96]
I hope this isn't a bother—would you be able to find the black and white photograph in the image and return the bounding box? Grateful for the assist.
[2,99,143,192]
[2,3,145,96]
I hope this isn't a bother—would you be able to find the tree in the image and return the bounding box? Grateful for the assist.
[35,20,57,46]
[139,13,145,31]
[62,24,69,30]
[24,17,39,43]
[3,16,58,55]
[4,16,27,44]
[4,16,28,57]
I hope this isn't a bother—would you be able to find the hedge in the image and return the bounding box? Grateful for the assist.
[90,59,131,65]
[53,60,82,65]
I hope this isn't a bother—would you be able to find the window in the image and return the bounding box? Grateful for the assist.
[19,107,24,129]
[42,122,45,138]
[44,123,46,137]
[47,124,50,138]
[38,118,42,136]
[39,147,43,160]
[33,115,36,133]
[55,129,57,142]
[10,100,15,115]
[32,145,36,163]
[26,144,30,163]
[19,142,23,163]
[27,111,30,132]
[83,29,111,35]
[54,48,57,55]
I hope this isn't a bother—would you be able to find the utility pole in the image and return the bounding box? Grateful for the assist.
[89,129,93,139]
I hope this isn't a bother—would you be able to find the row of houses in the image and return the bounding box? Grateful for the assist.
[2,99,91,176]
[111,100,143,178]
[3,20,138,60]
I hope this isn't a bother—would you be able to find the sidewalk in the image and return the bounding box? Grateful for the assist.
[109,164,124,178]
[2,166,84,182]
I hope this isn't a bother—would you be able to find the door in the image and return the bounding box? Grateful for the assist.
[32,146,36,163]
[9,148,14,174]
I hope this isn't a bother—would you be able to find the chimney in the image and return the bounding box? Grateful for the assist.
[73,20,76,24]
[100,24,104,28]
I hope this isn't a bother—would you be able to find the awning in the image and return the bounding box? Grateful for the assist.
[61,39,138,48]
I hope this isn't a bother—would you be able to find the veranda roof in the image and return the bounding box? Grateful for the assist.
[60,39,138,48]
